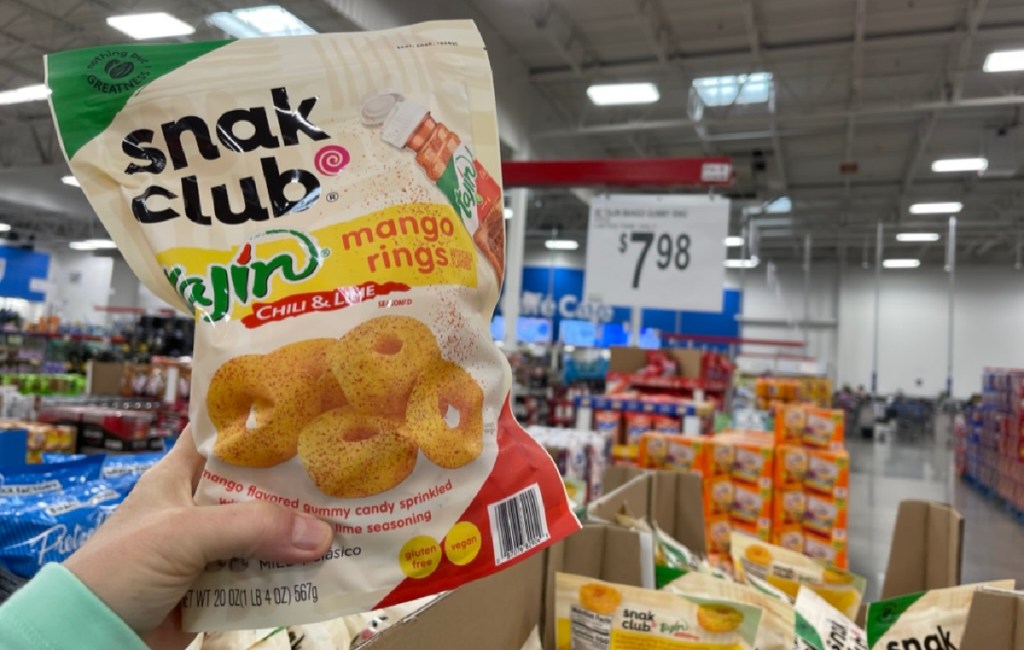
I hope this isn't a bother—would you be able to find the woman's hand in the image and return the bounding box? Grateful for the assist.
[63,427,333,647]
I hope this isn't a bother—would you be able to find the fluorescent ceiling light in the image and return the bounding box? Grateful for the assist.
[545,239,579,251]
[909,202,962,215]
[883,259,921,269]
[61,175,80,188]
[69,239,117,251]
[724,257,759,269]
[0,223,10,233]
[724,236,745,247]
[586,82,659,106]
[504,207,513,219]
[766,196,791,213]
[984,49,1024,73]
[931,158,988,173]
[107,12,195,40]
[693,72,773,107]
[896,233,941,242]
[0,83,50,106]
[207,6,316,38]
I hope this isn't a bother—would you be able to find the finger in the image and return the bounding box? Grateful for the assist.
[161,426,206,494]
[184,502,333,566]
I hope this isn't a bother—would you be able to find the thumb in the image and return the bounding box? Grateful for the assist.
[185,502,333,565]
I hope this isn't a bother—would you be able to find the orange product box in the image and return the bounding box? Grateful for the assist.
[704,475,734,518]
[708,438,735,476]
[772,526,804,553]
[706,515,732,554]
[624,412,654,445]
[775,403,806,445]
[803,448,850,496]
[802,493,848,537]
[730,516,771,542]
[804,529,848,569]
[730,436,774,485]
[775,445,809,487]
[637,432,708,475]
[731,480,772,524]
[772,486,806,528]
[803,407,845,449]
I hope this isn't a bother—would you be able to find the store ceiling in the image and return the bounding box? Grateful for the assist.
[2,0,1024,267]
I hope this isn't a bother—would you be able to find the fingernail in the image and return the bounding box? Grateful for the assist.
[291,515,330,550]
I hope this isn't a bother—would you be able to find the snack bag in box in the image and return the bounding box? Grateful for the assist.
[47,20,580,631]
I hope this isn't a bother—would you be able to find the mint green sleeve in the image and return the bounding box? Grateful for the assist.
[0,563,148,649]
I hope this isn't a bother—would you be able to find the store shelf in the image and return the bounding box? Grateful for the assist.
[604,371,729,394]
[1,330,125,344]
[577,394,698,417]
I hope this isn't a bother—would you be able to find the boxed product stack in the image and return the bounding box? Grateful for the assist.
[636,406,849,569]
[36,401,166,452]
[752,376,832,411]
[773,403,848,567]
[633,429,774,566]
[963,369,1024,511]
[580,392,716,466]
[710,431,775,557]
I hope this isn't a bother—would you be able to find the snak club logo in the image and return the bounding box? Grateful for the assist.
[314,145,350,176]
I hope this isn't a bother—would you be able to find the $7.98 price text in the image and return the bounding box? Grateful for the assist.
[617,231,691,289]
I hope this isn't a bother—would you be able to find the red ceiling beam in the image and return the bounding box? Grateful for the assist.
[501,157,733,188]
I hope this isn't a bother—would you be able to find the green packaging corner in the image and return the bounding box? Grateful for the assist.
[865,591,923,648]
[47,39,231,160]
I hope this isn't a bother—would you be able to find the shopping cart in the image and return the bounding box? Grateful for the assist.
[885,397,936,441]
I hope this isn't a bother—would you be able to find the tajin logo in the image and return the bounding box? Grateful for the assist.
[164,228,324,323]
[124,87,332,226]
[84,49,151,94]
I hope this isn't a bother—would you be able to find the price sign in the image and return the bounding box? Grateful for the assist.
[584,194,729,311]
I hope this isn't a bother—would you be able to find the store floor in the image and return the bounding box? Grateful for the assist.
[848,416,1024,599]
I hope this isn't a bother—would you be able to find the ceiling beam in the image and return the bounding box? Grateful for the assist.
[952,0,990,102]
[633,0,675,65]
[532,0,597,78]
[901,0,990,199]
[741,0,787,195]
[843,0,867,205]
[527,22,1024,83]
[534,92,1024,138]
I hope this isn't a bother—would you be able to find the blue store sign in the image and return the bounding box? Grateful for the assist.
[495,266,741,348]
[0,246,49,302]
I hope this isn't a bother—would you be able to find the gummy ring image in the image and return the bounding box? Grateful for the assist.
[400,360,483,469]
[328,316,440,419]
[578,583,622,616]
[267,338,347,412]
[696,604,744,633]
[298,408,417,498]
[744,544,773,567]
[207,354,319,468]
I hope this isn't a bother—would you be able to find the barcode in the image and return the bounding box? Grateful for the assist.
[488,484,550,565]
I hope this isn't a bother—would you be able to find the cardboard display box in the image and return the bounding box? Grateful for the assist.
[366,476,970,650]
[961,589,1024,649]
[608,346,704,379]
